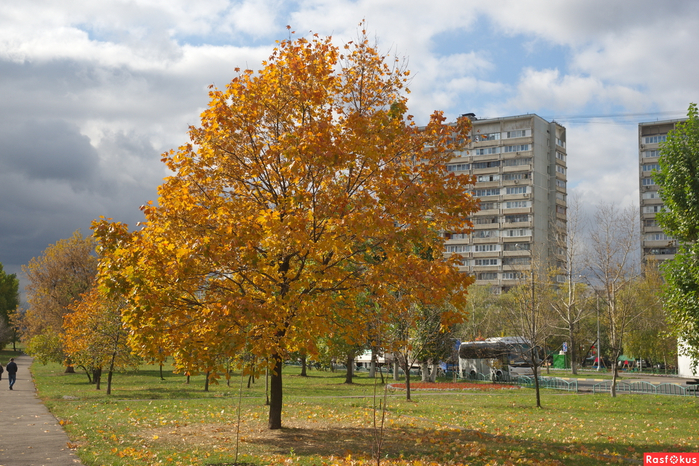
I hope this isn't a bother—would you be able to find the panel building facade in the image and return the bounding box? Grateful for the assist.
[444,113,567,292]
[638,118,685,265]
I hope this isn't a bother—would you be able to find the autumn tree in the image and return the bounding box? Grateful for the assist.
[63,286,138,394]
[94,27,478,429]
[22,231,97,367]
[584,203,640,396]
[653,102,699,369]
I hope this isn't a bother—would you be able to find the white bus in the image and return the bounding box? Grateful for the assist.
[459,337,537,380]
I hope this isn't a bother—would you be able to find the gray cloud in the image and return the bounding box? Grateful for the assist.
[0,119,98,189]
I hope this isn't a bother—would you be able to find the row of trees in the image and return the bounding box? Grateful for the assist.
[460,200,675,402]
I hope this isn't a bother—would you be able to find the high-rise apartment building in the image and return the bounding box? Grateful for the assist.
[444,113,567,292]
[638,118,685,265]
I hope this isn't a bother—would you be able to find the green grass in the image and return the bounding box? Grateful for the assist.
[26,356,699,466]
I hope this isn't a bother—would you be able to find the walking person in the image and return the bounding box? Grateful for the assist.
[6,357,17,390]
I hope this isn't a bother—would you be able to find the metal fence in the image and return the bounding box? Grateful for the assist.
[592,380,698,397]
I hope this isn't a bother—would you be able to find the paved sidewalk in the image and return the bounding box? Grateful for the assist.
[0,354,82,466]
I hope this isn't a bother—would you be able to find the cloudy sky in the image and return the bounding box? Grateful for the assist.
[1,0,698,290]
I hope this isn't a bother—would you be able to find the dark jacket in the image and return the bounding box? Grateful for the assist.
[6,361,17,374]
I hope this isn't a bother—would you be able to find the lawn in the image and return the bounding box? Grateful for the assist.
[25,355,699,466]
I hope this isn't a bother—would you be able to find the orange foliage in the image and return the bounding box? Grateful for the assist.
[93,24,478,427]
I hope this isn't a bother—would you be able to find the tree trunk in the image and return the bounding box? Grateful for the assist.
[268,355,283,429]
[429,364,438,383]
[107,349,117,395]
[80,366,93,384]
[369,357,376,378]
[570,326,578,375]
[610,361,619,397]
[532,363,542,408]
[344,353,355,384]
[204,371,210,392]
[404,360,412,401]
[160,363,164,381]
[300,355,308,377]
[393,360,399,381]
[420,361,429,382]
[94,368,102,390]
[65,365,76,374]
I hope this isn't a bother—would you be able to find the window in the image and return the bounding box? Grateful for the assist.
[475,216,498,224]
[643,205,666,213]
[475,258,499,266]
[504,242,530,251]
[477,132,500,141]
[477,272,498,280]
[503,144,531,153]
[474,188,500,197]
[642,192,662,200]
[556,179,566,189]
[556,151,566,162]
[646,233,672,241]
[502,172,531,181]
[504,229,531,237]
[644,219,658,227]
[450,233,469,240]
[505,186,528,195]
[556,165,566,175]
[556,205,566,215]
[504,200,530,209]
[504,158,531,166]
[447,163,470,172]
[504,214,529,223]
[472,161,501,169]
[642,178,656,186]
[503,257,531,266]
[476,174,500,182]
[644,247,676,255]
[642,150,661,158]
[474,244,500,252]
[479,201,498,210]
[505,129,530,138]
[556,138,566,148]
[644,135,667,144]
[473,230,498,238]
[446,245,470,253]
[502,272,524,280]
[642,164,661,172]
[475,147,500,155]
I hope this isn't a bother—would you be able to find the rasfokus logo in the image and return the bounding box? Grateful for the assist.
[645,453,699,464]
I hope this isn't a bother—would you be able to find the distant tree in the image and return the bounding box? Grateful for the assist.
[63,286,138,394]
[499,253,556,409]
[457,285,506,341]
[624,263,676,372]
[0,262,19,325]
[653,102,699,370]
[22,231,97,368]
[93,27,477,429]
[0,262,20,348]
[549,195,591,374]
[584,203,640,396]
